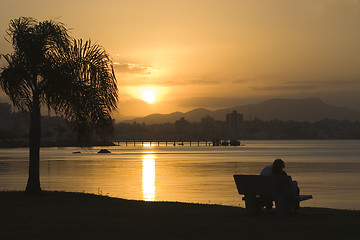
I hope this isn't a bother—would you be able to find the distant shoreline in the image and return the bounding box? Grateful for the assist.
[0,140,116,148]
[1,138,359,149]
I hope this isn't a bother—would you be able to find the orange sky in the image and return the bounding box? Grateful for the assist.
[1,0,360,119]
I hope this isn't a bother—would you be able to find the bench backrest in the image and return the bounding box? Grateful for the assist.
[233,174,295,197]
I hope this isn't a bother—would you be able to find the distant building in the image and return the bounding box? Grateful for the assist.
[200,115,216,128]
[175,117,191,137]
[226,110,243,139]
[175,117,190,129]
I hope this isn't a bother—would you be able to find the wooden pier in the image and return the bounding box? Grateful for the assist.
[112,140,212,147]
[112,139,241,147]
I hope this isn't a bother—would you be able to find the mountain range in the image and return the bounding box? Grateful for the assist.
[123,98,360,124]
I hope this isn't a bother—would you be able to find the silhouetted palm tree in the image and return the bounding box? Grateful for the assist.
[0,17,118,193]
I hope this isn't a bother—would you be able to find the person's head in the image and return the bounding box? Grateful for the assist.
[272,158,285,171]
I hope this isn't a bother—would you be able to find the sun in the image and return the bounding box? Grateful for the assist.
[142,91,156,104]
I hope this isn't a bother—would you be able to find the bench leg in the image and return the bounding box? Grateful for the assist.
[274,196,290,215]
[244,195,259,214]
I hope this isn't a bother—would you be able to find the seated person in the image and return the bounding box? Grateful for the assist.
[259,159,300,212]
[260,158,287,176]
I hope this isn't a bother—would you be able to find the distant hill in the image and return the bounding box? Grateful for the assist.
[123,98,360,124]
[125,111,184,125]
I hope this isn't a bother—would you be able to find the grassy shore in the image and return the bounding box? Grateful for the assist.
[1,191,359,240]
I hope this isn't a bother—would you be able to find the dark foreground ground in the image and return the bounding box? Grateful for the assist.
[1,191,359,240]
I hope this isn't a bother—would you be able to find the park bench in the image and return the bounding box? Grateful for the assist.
[233,174,312,215]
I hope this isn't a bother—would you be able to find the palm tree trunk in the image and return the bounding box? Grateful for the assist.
[25,95,42,193]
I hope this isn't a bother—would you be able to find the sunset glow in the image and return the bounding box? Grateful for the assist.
[142,91,156,104]
[1,0,360,118]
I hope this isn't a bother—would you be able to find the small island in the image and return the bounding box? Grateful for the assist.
[98,149,111,154]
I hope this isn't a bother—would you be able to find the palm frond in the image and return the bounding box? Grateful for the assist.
[1,17,73,111]
[43,39,118,138]
[0,53,34,109]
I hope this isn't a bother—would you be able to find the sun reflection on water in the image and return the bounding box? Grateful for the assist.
[142,154,156,201]
[142,142,157,147]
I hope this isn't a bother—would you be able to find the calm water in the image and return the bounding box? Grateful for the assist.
[0,140,359,210]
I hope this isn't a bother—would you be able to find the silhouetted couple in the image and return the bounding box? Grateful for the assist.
[260,159,300,212]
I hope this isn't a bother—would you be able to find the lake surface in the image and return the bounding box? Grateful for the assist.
[1,140,359,210]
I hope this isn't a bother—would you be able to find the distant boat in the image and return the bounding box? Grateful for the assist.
[98,149,111,154]
[72,151,81,154]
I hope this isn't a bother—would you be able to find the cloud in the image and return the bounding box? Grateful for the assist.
[190,79,219,85]
[231,75,278,84]
[166,78,219,86]
[177,97,262,109]
[232,75,257,84]
[322,79,360,86]
[113,62,153,75]
[250,79,360,91]
[232,79,249,84]
[251,84,315,91]
[118,76,219,86]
